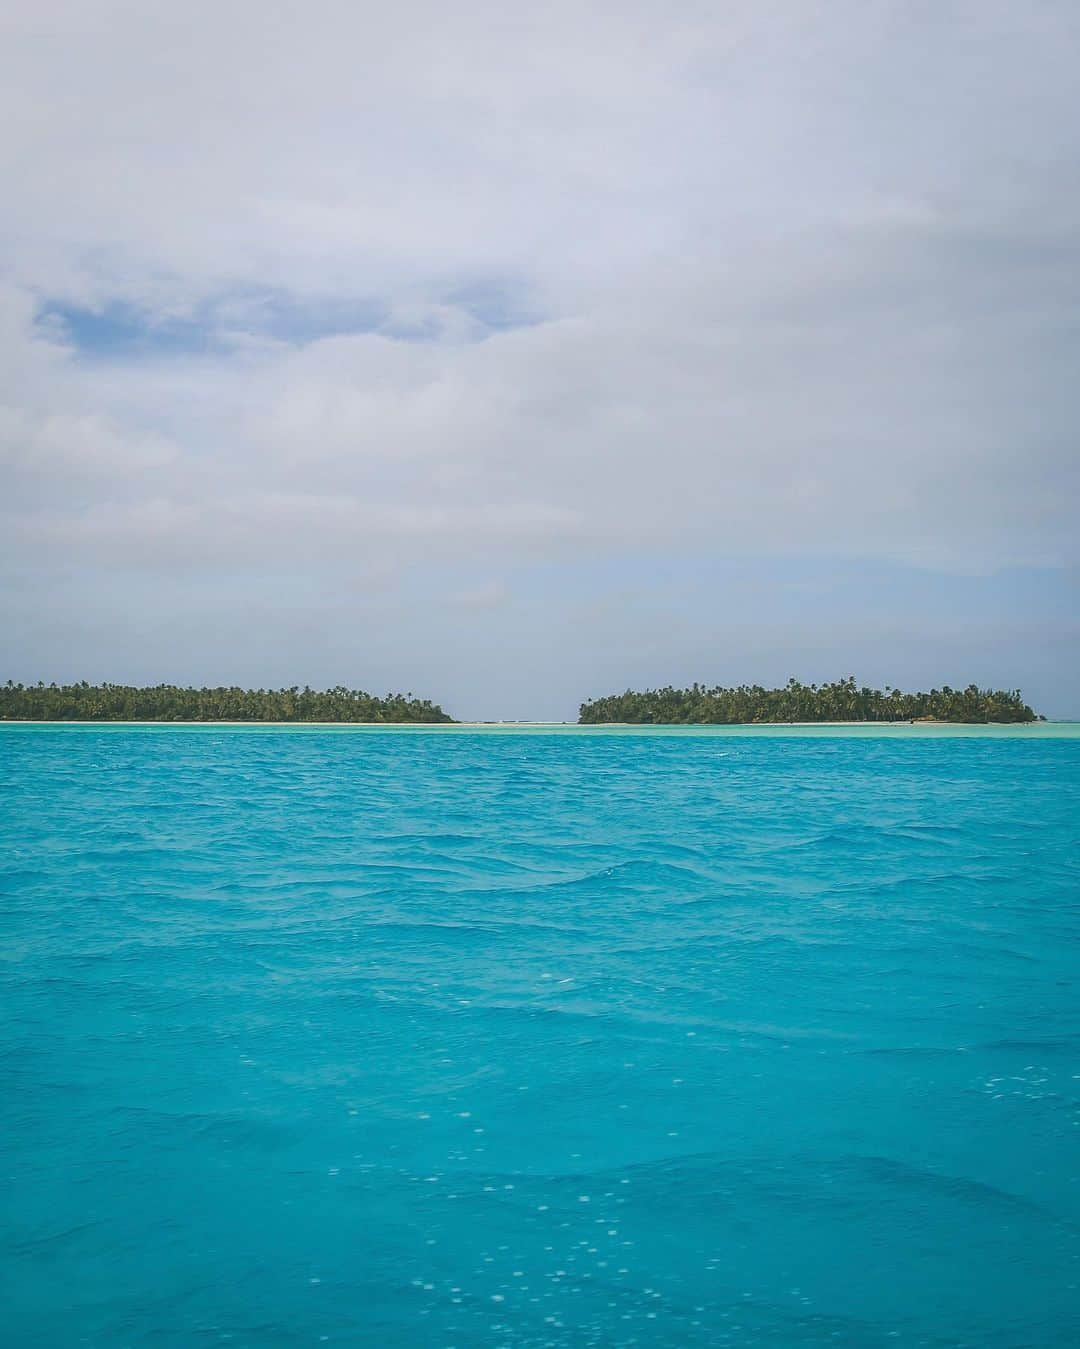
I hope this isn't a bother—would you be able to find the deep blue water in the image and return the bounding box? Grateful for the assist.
[2,726,1079,1347]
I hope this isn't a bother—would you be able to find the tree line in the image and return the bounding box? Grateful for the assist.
[0,676,1042,724]
[0,682,454,723]
[578,677,1039,724]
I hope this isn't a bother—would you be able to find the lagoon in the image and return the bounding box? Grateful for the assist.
[2,724,1079,1345]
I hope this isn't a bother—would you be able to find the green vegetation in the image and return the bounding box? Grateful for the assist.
[579,677,1039,725]
[0,676,1042,725]
[0,682,455,723]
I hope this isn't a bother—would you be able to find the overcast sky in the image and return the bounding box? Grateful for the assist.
[2,1,1078,719]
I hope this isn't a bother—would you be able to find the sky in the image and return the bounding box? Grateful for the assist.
[2,0,1078,720]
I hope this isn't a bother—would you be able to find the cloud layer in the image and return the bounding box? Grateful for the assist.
[2,2,1078,715]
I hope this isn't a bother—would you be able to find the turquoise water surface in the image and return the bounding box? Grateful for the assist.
[2,725,1079,1346]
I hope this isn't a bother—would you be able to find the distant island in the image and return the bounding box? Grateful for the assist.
[578,677,1039,724]
[0,682,454,723]
[0,677,1043,725]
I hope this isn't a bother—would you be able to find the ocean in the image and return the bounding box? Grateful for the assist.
[2,724,1078,1346]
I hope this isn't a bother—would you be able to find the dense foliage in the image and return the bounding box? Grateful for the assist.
[0,682,454,723]
[579,677,1039,724]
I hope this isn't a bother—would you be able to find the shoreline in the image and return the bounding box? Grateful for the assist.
[2,719,1077,736]
[0,717,1050,726]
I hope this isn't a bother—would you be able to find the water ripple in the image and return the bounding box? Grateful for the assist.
[2,727,1079,1346]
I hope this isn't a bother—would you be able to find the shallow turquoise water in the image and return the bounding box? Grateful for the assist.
[2,726,1079,1347]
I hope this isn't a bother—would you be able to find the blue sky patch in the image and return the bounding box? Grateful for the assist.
[40,278,540,360]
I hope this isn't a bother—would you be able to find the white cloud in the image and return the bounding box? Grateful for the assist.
[7,215,1074,574]
[0,408,175,478]
[0,1,1078,709]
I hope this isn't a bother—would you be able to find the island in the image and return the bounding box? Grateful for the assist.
[0,682,455,723]
[578,677,1039,724]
